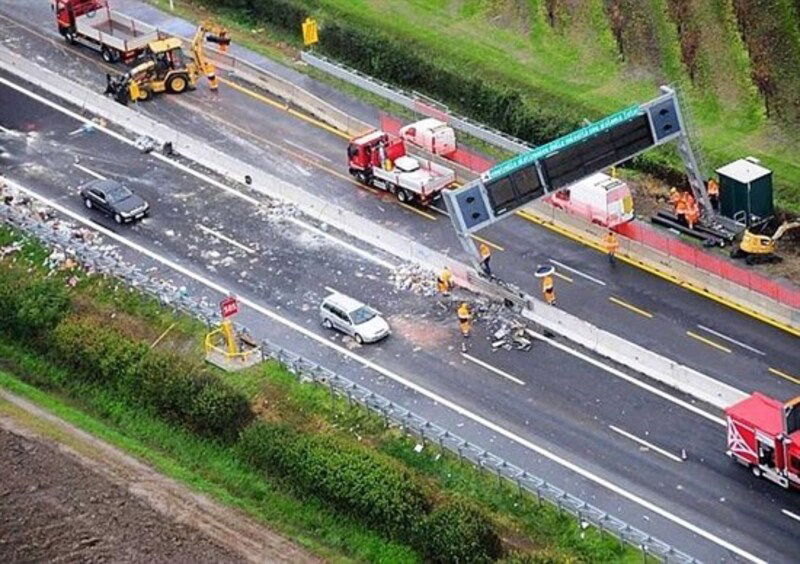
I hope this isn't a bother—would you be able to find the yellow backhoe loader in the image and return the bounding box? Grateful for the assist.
[730,220,800,264]
[105,21,230,105]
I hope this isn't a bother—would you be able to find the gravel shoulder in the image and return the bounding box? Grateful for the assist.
[0,389,322,564]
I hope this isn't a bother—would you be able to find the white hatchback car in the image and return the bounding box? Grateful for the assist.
[320,292,390,344]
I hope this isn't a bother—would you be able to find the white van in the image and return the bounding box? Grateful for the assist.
[550,172,634,227]
[399,118,457,157]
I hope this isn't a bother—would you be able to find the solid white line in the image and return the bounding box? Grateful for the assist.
[428,204,449,216]
[696,324,766,356]
[461,353,525,386]
[285,216,396,271]
[609,425,683,463]
[0,124,13,134]
[0,76,397,273]
[283,138,331,162]
[782,509,800,523]
[323,286,339,294]
[549,258,606,286]
[525,328,725,427]
[73,163,107,180]
[197,224,255,254]
[7,176,765,564]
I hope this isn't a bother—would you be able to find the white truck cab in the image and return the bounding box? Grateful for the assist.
[399,118,457,157]
[550,172,634,227]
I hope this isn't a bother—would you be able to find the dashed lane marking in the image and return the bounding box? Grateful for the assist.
[73,163,107,180]
[553,271,573,283]
[782,509,800,523]
[609,296,654,319]
[197,224,255,254]
[9,175,763,564]
[608,425,683,463]
[696,324,765,356]
[768,367,800,386]
[549,258,606,286]
[461,353,525,386]
[686,331,732,354]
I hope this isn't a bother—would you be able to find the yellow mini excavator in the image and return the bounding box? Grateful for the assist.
[730,220,800,264]
[105,22,230,105]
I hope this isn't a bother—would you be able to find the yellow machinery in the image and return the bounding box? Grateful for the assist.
[730,221,800,264]
[105,21,230,105]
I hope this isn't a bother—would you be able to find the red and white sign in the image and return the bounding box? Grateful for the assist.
[220,296,239,318]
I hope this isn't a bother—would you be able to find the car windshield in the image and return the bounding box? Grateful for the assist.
[350,306,376,325]
[105,184,132,203]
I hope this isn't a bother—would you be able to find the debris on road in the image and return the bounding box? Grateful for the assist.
[390,263,436,296]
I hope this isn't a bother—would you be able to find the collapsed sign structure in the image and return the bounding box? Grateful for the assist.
[443,86,711,260]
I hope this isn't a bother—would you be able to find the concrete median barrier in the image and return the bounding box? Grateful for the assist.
[0,46,747,411]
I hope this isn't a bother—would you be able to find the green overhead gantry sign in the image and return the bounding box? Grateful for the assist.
[443,86,706,250]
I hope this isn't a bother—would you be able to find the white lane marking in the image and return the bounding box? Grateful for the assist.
[696,324,766,356]
[283,138,331,163]
[73,163,107,180]
[525,329,725,427]
[285,216,396,271]
[8,177,764,563]
[549,258,606,286]
[197,224,255,254]
[0,124,13,134]
[461,353,525,386]
[609,425,683,463]
[323,286,339,294]
[0,77,398,272]
[782,509,800,523]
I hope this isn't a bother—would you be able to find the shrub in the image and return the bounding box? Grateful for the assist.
[51,318,146,383]
[237,422,431,538]
[419,499,504,563]
[186,373,254,442]
[0,271,71,339]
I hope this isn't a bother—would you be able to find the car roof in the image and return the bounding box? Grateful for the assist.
[85,179,127,192]
[323,292,365,312]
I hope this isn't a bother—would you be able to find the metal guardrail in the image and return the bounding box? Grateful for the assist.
[260,338,698,564]
[301,51,533,154]
[2,180,697,562]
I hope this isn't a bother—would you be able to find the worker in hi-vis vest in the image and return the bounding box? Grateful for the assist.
[542,274,555,306]
[479,243,492,277]
[457,302,472,352]
[437,266,453,295]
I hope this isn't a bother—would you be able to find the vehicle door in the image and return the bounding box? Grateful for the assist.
[331,306,352,334]
[90,187,110,213]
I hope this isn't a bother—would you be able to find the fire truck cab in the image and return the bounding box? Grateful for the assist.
[725,392,800,489]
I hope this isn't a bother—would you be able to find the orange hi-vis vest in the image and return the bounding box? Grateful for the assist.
[457,304,471,322]
[479,243,491,260]
[542,275,554,293]
[708,179,719,196]
[603,233,619,253]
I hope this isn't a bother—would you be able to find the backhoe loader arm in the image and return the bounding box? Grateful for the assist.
[187,20,230,90]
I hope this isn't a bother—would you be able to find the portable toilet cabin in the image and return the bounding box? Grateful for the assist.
[715,157,773,225]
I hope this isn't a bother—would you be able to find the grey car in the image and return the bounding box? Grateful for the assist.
[80,179,149,224]
[320,292,390,344]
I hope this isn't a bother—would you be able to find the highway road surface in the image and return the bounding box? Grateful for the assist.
[2,65,800,562]
[1,4,796,406]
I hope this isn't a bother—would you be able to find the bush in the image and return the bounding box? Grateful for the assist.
[0,271,71,339]
[52,318,146,383]
[419,499,504,563]
[50,318,252,442]
[237,422,431,538]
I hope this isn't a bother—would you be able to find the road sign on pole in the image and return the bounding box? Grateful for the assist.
[220,296,239,318]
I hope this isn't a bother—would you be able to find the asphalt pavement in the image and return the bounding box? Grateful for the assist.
[3,7,792,402]
[3,69,800,562]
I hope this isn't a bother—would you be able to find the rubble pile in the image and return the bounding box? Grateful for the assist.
[390,263,436,296]
[0,179,220,326]
[488,320,535,352]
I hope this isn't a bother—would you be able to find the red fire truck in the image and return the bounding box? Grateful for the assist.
[725,392,800,489]
[347,130,455,205]
[53,0,162,63]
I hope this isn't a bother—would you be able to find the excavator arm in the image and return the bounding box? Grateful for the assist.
[771,221,800,241]
[187,20,230,90]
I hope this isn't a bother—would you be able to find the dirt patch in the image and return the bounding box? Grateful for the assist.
[387,313,453,350]
[0,390,321,564]
[485,0,532,34]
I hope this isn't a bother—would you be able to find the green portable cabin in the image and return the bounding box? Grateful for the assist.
[715,158,773,225]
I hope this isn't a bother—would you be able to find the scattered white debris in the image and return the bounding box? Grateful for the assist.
[390,263,436,296]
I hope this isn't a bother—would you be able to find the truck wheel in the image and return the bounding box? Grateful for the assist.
[64,29,77,45]
[751,466,762,478]
[167,74,189,94]
[355,171,367,185]
[84,198,93,209]
[396,189,411,203]
[101,47,119,64]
